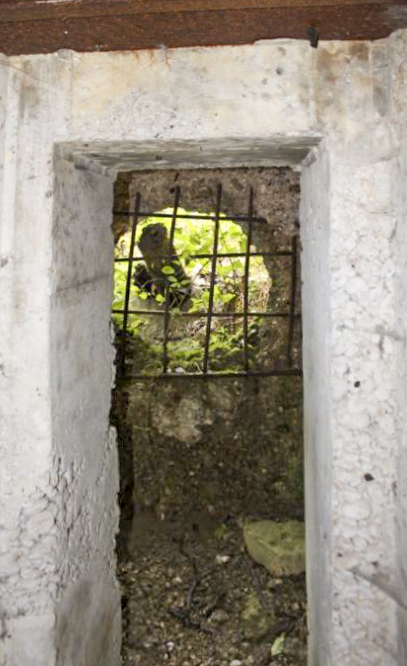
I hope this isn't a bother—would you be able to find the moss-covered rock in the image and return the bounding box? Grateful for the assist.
[241,592,275,641]
[243,520,305,576]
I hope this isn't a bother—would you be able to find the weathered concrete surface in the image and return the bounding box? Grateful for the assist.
[300,142,334,665]
[0,31,407,666]
[0,54,121,666]
[51,156,121,666]
[392,31,407,665]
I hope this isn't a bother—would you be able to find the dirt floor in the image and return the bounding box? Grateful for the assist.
[118,507,306,666]
[114,378,307,666]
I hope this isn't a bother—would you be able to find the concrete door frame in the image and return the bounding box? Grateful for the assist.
[1,36,407,666]
[52,137,329,665]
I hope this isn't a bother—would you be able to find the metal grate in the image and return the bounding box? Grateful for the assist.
[112,183,301,379]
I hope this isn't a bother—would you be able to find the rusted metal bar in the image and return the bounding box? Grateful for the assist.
[115,250,292,262]
[113,185,302,380]
[162,186,181,374]
[121,369,303,380]
[117,192,141,378]
[202,184,222,375]
[243,187,254,372]
[112,309,301,318]
[286,234,298,367]
[113,209,267,224]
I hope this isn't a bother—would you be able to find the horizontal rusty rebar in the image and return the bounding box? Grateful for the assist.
[112,309,301,318]
[115,250,293,261]
[119,369,303,380]
[113,209,267,224]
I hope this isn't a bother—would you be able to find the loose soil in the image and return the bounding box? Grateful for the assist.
[118,508,306,666]
[114,378,307,666]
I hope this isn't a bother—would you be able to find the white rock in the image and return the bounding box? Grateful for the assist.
[215,554,231,565]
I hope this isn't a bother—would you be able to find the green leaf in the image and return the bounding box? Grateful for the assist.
[271,634,285,657]
[162,265,175,275]
[112,297,125,308]
[217,265,233,277]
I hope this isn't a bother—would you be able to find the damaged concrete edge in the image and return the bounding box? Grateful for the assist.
[55,136,322,176]
[54,145,114,177]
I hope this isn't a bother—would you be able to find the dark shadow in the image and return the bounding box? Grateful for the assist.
[110,382,135,561]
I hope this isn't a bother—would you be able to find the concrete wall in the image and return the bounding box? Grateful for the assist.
[0,31,407,666]
[51,156,121,666]
[300,142,333,664]
[392,31,407,665]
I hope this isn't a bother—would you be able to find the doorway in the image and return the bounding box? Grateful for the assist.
[110,167,306,666]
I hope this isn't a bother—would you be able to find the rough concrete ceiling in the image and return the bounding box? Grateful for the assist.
[0,0,407,55]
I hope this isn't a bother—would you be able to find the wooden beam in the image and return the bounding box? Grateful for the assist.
[0,0,398,23]
[0,2,406,55]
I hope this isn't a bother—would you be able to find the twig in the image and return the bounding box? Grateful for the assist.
[168,537,217,636]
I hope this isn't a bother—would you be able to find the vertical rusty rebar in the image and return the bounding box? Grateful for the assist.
[243,187,254,373]
[203,184,222,375]
[162,186,181,374]
[118,192,141,378]
[286,234,298,367]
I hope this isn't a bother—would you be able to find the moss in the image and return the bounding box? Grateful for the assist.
[243,520,305,576]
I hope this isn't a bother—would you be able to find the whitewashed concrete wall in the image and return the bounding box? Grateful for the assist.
[51,156,120,665]
[0,30,407,666]
[300,142,333,664]
[392,30,407,665]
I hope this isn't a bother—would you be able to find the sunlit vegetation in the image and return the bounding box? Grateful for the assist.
[113,208,272,373]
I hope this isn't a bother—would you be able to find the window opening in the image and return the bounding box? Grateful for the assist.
[112,183,301,379]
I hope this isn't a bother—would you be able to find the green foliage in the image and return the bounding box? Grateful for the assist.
[113,208,271,373]
[112,261,144,336]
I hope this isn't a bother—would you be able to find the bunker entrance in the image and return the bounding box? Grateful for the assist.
[110,168,306,666]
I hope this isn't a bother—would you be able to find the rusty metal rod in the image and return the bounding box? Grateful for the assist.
[115,250,293,262]
[120,369,303,380]
[202,184,222,375]
[286,234,298,367]
[112,309,301,318]
[243,187,254,372]
[162,186,181,374]
[117,192,141,378]
[113,209,267,224]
